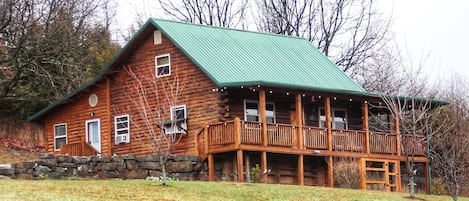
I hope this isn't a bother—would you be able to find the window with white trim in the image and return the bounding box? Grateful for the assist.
[54,123,67,150]
[165,105,187,134]
[244,100,276,123]
[114,114,130,144]
[319,108,348,129]
[155,54,171,77]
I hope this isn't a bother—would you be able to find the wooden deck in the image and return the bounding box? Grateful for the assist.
[60,138,99,156]
[196,118,426,161]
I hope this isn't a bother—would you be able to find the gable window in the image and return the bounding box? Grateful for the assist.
[244,100,276,123]
[164,105,187,134]
[54,123,67,150]
[319,108,348,129]
[155,54,171,77]
[115,114,130,144]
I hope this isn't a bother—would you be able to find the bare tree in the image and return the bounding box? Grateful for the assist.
[0,0,119,118]
[120,64,187,185]
[256,0,392,75]
[430,75,469,201]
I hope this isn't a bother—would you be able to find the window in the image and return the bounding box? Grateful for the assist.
[54,124,67,150]
[155,54,171,77]
[154,30,162,44]
[244,100,276,123]
[165,105,187,134]
[319,108,348,129]
[115,114,130,144]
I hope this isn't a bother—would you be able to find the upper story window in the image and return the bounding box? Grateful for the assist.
[319,108,348,129]
[54,123,67,150]
[155,54,171,77]
[154,30,162,44]
[115,114,130,144]
[244,100,276,123]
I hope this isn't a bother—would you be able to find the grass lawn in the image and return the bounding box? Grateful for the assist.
[0,180,465,201]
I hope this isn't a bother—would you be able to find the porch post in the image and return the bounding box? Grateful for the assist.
[208,154,215,181]
[393,105,401,156]
[296,94,304,149]
[298,154,304,185]
[325,97,332,151]
[237,150,244,182]
[259,90,268,146]
[327,156,334,187]
[261,151,267,183]
[363,101,370,154]
[234,117,241,149]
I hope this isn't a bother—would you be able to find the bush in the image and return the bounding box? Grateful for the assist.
[431,178,447,195]
[333,158,361,189]
[250,164,261,183]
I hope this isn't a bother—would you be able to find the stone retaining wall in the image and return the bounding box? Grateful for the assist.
[0,154,203,180]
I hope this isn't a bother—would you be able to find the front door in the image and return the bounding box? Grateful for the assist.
[86,119,101,153]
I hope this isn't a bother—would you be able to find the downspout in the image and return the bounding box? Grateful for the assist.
[425,115,432,194]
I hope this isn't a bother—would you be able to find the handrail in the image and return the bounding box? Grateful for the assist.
[60,138,98,156]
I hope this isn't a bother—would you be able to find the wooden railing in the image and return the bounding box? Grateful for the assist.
[370,132,397,154]
[240,121,262,145]
[199,120,426,157]
[60,138,99,156]
[303,126,327,149]
[332,129,365,152]
[401,136,426,156]
[208,121,235,146]
[267,123,295,147]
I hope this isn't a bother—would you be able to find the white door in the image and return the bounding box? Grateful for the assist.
[85,119,101,153]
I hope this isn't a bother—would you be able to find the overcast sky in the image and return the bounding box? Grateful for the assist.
[114,0,469,87]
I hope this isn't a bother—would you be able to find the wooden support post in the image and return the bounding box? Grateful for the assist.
[259,90,268,146]
[261,151,267,183]
[327,156,334,187]
[204,126,209,154]
[194,130,199,156]
[397,160,402,192]
[425,162,430,194]
[245,154,250,183]
[234,117,241,149]
[105,79,112,156]
[325,97,332,151]
[393,106,401,156]
[298,154,304,186]
[296,94,304,149]
[360,158,366,190]
[237,150,244,182]
[208,154,215,181]
[363,101,370,154]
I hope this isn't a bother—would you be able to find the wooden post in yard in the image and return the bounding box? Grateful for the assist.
[261,151,267,183]
[363,101,370,154]
[296,94,304,149]
[208,154,215,181]
[325,97,332,151]
[237,149,244,182]
[327,156,334,187]
[298,154,304,186]
[259,90,268,146]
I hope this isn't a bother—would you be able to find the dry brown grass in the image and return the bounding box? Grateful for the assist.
[0,147,39,164]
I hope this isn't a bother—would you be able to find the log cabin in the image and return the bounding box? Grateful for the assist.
[28,18,445,192]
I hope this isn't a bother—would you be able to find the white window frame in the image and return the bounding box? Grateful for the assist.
[319,107,348,129]
[243,100,276,123]
[54,123,67,151]
[165,105,187,134]
[114,114,130,144]
[155,54,171,77]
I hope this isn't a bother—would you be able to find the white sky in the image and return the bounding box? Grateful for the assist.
[113,0,469,87]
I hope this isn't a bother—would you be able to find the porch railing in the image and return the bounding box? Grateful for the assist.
[370,132,397,154]
[60,138,99,156]
[198,119,425,157]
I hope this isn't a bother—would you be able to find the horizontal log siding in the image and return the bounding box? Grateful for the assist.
[42,84,110,156]
[110,30,221,156]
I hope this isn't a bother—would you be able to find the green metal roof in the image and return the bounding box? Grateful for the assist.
[151,18,366,94]
[27,18,373,121]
